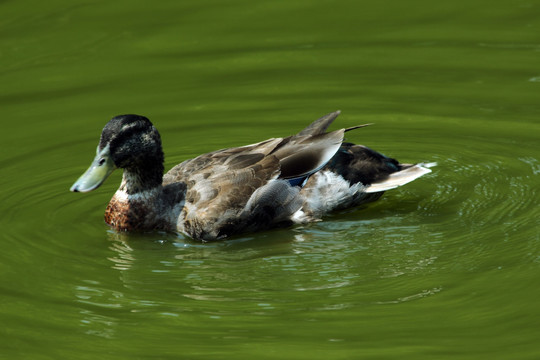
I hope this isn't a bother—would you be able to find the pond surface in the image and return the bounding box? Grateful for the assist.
[1,0,539,359]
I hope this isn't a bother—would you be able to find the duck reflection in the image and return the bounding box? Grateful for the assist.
[103,229,300,300]
[74,276,125,339]
[108,233,136,271]
[75,219,444,338]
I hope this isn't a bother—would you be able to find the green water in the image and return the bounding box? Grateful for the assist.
[1,0,539,358]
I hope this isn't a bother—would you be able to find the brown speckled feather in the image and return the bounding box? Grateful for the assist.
[179,154,281,240]
[163,138,283,184]
[162,122,345,239]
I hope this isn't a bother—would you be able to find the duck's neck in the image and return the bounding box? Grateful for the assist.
[120,163,164,195]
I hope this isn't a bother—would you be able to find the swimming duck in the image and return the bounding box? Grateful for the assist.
[70,111,434,241]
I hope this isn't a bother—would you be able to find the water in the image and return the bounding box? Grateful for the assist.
[1,0,539,359]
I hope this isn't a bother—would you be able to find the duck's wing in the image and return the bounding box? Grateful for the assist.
[297,110,370,136]
[170,130,347,206]
[271,129,345,183]
[297,110,342,136]
[164,111,351,186]
[162,138,283,185]
[167,115,355,240]
[171,138,288,240]
[179,153,288,240]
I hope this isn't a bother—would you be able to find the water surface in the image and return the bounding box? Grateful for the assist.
[1,0,539,359]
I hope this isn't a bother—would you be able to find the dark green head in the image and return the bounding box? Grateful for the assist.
[71,115,164,194]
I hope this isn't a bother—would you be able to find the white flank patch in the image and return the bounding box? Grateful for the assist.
[294,171,365,222]
[291,209,309,224]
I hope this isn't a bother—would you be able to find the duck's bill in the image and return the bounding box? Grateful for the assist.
[70,147,116,193]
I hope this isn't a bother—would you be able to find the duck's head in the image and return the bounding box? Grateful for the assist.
[70,115,164,194]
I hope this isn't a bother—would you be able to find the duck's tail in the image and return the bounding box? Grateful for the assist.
[364,162,437,193]
[297,111,435,194]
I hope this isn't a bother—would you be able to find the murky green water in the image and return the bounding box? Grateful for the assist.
[1,0,539,359]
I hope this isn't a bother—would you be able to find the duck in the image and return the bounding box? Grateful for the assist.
[70,111,434,241]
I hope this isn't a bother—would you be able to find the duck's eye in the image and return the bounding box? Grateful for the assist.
[98,158,106,166]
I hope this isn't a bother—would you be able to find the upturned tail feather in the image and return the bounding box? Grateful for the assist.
[364,162,437,193]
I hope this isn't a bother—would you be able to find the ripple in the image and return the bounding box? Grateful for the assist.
[3,116,539,326]
[376,286,443,304]
[519,156,540,175]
